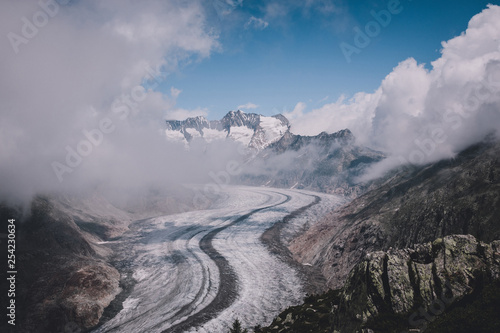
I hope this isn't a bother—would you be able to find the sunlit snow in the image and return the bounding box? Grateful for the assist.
[259,116,288,145]
[227,126,254,147]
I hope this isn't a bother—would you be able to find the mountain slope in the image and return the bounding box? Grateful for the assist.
[290,139,500,289]
[0,197,121,333]
[0,189,196,333]
[239,129,385,197]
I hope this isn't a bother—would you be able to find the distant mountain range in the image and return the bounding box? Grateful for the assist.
[165,110,290,150]
[2,110,498,333]
[166,110,385,197]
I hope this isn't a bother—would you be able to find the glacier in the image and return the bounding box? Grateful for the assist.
[92,186,343,333]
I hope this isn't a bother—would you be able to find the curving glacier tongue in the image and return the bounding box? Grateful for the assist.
[92,186,342,333]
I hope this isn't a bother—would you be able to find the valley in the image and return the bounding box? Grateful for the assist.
[2,3,500,331]
[91,187,343,333]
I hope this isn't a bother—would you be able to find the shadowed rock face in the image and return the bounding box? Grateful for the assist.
[333,235,500,332]
[4,198,122,333]
[290,140,500,290]
[59,264,120,328]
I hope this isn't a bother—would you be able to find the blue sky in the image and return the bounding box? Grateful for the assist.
[160,0,500,120]
[1,0,499,201]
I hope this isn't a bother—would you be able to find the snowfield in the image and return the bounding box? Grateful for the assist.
[259,116,288,145]
[92,186,343,333]
[227,126,254,147]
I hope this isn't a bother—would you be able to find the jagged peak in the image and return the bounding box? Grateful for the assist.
[165,110,291,148]
[223,109,247,118]
[284,128,355,143]
[336,128,353,136]
[271,114,290,127]
[181,115,209,123]
[316,128,355,143]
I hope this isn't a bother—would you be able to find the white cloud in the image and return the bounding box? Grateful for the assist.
[0,0,220,203]
[244,16,269,30]
[237,102,259,110]
[287,5,500,177]
[161,88,209,120]
[263,2,289,20]
[284,102,307,120]
[285,92,380,141]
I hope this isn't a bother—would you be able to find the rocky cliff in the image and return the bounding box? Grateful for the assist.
[258,235,500,333]
[290,139,500,289]
[334,234,500,332]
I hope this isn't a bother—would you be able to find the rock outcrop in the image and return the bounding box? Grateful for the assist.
[333,234,500,332]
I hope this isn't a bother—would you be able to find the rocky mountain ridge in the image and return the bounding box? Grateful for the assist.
[239,128,385,198]
[290,139,500,290]
[166,110,386,197]
[250,137,500,333]
[165,110,290,150]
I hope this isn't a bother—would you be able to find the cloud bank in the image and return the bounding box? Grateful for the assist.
[285,4,500,178]
[2,2,499,204]
[0,0,234,204]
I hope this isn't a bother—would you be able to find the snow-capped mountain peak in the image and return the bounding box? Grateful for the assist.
[165,110,290,150]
